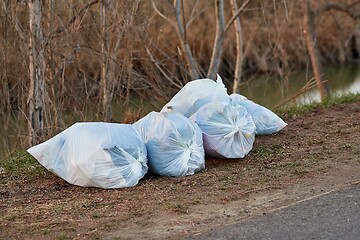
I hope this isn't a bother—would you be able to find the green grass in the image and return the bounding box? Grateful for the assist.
[0,151,47,180]
[57,233,70,240]
[338,143,352,150]
[251,144,285,159]
[276,93,360,118]
[42,228,51,235]
[3,214,17,222]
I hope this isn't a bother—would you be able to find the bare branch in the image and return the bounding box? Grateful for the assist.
[173,0,199,79]
[181,0,187,40]
[186,1,212,29]
[188,0,199,23]
[146,47,183,89]
[224,0,250,34]
[152,1,176,28]
[230,0,244,93]
[174,0,184,38]
[301,0,330,99]
[207,0,225,80]
[53,0,100,37]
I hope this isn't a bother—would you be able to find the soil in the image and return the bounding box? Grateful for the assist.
[1,100,360,240]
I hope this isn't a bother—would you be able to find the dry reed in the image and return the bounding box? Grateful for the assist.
[0,0,359,153]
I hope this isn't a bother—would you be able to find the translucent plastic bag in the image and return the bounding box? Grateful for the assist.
[161,74,229,117]
[133,111,205,176]
[193,101,256,158]
[27,122,148,189]
[230,93,287,135]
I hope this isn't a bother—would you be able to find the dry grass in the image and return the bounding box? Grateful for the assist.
[0,0,359,152]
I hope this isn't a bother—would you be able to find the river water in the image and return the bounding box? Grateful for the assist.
[237,64,360,108]
[0,64,359,159]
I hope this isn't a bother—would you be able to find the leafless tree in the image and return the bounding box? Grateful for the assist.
[230,0,250,93]
[1,1,11,112]
[301,0,360,100]
[301,0,330,99]
[100,0,112,122]
[152,0,201,80]
[207,0,225,80]
[153,0,249,81]
[208,0,250,81]
[28,0,45,145]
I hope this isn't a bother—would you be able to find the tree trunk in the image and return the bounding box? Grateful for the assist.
[207,0,225,80]
[100,0,112,122]
[1,1,10,112]
[230,0,244,93]
[28,0,45,146]
[47,0,64,131]
[301,0,330,100]
[173,0,199,80]
[355,19,360,58]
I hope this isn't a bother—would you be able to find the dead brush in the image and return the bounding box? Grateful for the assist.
[0,0,359,151]
[122,109,143,124]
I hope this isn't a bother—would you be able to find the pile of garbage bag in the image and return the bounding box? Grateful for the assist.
[133,111,205,176]
[27,74,287,189]
[27,122,148,189]
[161,74,229,117]
[193,101,256,158]
[230,93,287,135]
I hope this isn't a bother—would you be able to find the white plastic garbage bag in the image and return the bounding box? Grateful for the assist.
[27,122,148,189]
[161,74,229,118]
[133,111,205,176]
[193,101,256,158]
[230,93,287,135]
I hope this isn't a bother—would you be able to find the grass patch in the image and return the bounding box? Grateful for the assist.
[321,93,360,106]
[251,144,285,159]
[168,203,188,213]
[338,143,352,150]
[4,214,17,222]
[276,93,360,118]
[268,161,300,169]
[92,213,102,219]
[293,169,310,177]
[0,151,47,180]
[42,228,51,235]
[57,233,70,240]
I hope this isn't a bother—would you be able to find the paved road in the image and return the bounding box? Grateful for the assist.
[188,184,360,240]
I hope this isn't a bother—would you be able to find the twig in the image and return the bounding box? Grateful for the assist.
[224,0,250,34]
[53,0,101,38]
[151,1,176,28]
[146,47,183,89]
[274,77,328,109]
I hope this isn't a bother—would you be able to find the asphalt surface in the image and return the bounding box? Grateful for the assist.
[188,183,360,240]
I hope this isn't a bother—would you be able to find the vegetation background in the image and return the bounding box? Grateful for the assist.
[0,0,359,156]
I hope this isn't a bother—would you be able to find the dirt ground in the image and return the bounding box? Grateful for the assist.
[1,100,360,240]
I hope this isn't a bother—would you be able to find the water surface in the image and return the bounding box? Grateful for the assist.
[237,64,360,108]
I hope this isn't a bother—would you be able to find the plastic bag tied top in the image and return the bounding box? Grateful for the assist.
[161,74,229,118]
[194,102,256,158]
[105,143,147,186]
[133,111,205,176]
[230,93,287,135]
[27,122,148,189]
